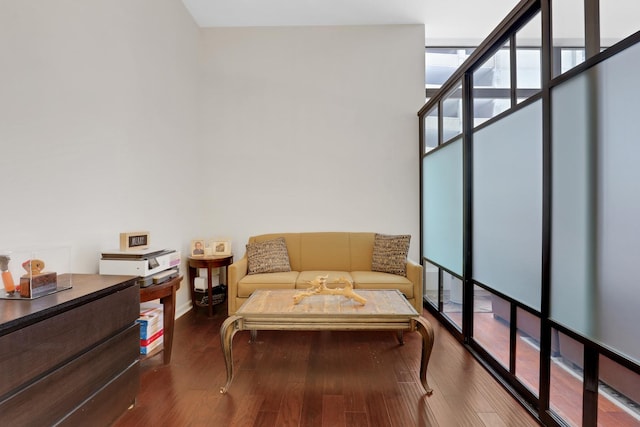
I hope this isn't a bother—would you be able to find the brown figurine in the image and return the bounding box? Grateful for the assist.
[20,258,57,298]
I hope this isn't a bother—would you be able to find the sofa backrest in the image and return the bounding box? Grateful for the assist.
[247,232,376,272]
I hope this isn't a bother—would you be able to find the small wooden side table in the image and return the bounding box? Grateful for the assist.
[139,275,182,364]
[188,255,233,317]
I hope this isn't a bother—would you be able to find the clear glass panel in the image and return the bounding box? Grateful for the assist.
[424,106,439,153]
[552,0,585,76]
[597,355,640,425]
[516,12,541,98]
[560,48,586,74]
[425,47,474,90]
[551,331,584,427]
[515,307,540,396]
[516,48,541,91]
[443,272,462,330]
[473,46,511,126]
[476,287,509,368]
[423,260,438,308]
[472,100,542,310]
[423,138,463,275]
[600,1,640,48]
[442,82,463,142]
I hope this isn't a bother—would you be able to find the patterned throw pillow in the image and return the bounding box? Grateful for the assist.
[246,237,292,275]
[371,234,411,276]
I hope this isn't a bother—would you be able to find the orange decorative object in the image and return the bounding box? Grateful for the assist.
[2,271,16,294]
[0,255,16,295]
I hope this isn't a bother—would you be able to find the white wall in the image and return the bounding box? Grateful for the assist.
[0,7,424,316]
[0,0,201,312]
[199,25,425,260]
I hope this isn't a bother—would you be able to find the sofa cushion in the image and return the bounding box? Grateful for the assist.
[250,233,302,271]
[351,271,414,299]
[237,271,299,297]
[246,237,292,275]
[371,234,410,276]
[299,233,352,271]
[295,271,354,290]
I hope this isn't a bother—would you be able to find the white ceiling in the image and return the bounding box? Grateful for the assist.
[181,0,522,44]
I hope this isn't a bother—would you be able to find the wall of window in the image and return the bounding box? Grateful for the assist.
[420,1,640,426]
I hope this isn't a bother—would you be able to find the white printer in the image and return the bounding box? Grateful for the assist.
[99,248,181,287]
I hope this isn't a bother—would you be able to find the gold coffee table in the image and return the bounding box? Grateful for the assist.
[219,289,434,395]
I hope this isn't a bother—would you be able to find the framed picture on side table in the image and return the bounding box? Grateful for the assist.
[210,240,231,256]
[190,239,206,256]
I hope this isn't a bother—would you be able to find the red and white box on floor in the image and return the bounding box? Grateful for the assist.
[137,302,164,355]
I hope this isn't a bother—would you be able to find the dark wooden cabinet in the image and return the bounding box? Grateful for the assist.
[0,274,140,426]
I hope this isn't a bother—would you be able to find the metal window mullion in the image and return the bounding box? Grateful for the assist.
[510,34,518,107]
[584,0,600,58]
[539,0,554,424]
[462,71,474,343]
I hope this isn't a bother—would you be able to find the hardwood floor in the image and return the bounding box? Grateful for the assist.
[112,305,540,427]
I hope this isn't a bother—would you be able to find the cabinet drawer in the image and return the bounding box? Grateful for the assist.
[0,323,140,426]
[0,284,139,398]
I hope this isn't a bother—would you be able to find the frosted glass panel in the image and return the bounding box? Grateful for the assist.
[595,42,640,364]
[552,42,640,365]
[473,101,542,310]
[423,139,463,275]
[550,73,594,337]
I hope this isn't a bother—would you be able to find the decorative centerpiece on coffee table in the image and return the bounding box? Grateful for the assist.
[293,274,367,305]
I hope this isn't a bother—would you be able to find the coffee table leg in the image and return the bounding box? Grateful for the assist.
[414,316,435,395]
[220,315,241,394]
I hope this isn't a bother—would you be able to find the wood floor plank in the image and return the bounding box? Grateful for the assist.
[273,381,304,427]
[345,411,370,427]
[322,395,346,427]
[112,306,542,427]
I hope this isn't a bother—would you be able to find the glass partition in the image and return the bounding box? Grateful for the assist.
[472,100,542,311]
[552,0,585,76]
[594,42,640,365]
[552,42,640,365]
[516,12,541,103]
[516,307,540,396]
[423,106,439,153]
[600,2,640,48]
[550,73,594,335]
[551,331,584,427]
[442,271,463,330]
[442,82,463,142]
[423,260,438,308]
[422,138,463,275]
[419,1,640,424]
[473,45,511,127]
[475,286,509,369]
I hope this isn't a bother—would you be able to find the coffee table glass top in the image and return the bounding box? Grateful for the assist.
[236,289,418,317]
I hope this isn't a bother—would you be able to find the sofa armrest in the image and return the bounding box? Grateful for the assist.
[406,259,423,313]
[228,256,248,315]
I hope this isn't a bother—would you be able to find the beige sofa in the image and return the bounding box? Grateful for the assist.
[227,232,423,314]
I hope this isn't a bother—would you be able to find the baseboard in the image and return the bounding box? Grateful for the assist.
[175,301,192,319]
